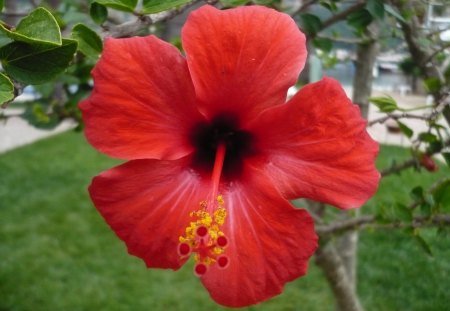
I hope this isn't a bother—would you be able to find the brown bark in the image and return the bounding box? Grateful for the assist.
[315,243,363,311]
[391,0,450,126]
[352,22,380,118]
[333,21,380,299]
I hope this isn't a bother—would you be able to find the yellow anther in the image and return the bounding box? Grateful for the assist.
[217,195,224,205]
[178,195,229,271]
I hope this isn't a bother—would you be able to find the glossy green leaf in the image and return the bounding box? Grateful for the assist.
[442,152,450,167]
[71,24,103,59]
[299,13,323,36]
[0,72,14,105]
[418,132,437,143]
[94,0,137,12]
[220,0,249,7]
[396,121,413,138]
[367,0,384,19]
[410,186,425,202]
[424,77,442,93]
[0,7,61,46]
[319,1,338,12]
[431,179,450,207]
[313,37,332,53]
[414,232,433,256]
[90,2,108,25]
[384,4,406,23]
[0,39,78,85]
[394,203,413,222]
[427,141,443,154]
[22,101,59,129]
[369,95,398,112]
[347,9,373,31]
[142,0,192,14]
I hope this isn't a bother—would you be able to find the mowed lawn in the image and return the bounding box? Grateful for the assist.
[1,131,449,311]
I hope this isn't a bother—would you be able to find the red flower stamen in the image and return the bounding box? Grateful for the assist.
[177,243,191,257]
[194,263,208,276]
[216,235,228,247]
[178,143,230,276]
[196,225,208,237]
[217,255,229,269]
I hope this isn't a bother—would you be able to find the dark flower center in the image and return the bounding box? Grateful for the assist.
[190,113,255,180]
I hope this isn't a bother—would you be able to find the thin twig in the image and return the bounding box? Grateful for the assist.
[104,0,217,38]
[316,214,450,236]
[318,1,365,33]
[368,94,450,127]
[316,34,365,44]
[290,0,320,15]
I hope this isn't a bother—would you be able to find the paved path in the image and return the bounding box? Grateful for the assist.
[0,88,434,155]
[0,107,76,154]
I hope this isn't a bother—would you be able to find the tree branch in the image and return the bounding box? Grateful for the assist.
[381,138,450,177]
[316,34,365,44]
[317,214,450,236]
[322,1,365,29]
[390,0,450,126]
[315,243,363,311]
[104,0,217,38]
[291,0,320,15]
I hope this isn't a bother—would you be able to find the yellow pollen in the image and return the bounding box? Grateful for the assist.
[178,195,229,274]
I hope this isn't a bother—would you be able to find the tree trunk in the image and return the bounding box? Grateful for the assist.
[4,0,19,25]
[334,20,379,306]
[352,22,380,119]
[315,242,363,311]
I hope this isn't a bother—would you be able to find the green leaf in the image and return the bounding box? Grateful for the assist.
[90,2,108,25]
[423,77,442,93]
[384,4,406,23]
[0,0,4,12]
[347,9,373,31]
[0,72,14,105]
[299,13,323,36]
[394,203,413,222]
[396,121,413,138]
[418,132,437,143]
[142,0,192,14]
[71,24,103,59]
[220,0,249,7]
[442,152,450,167]
[410,186,425,202]
[369,95,398,112]
[312,37,332,53]
[319,1,337,12]
[427,141,443,154]
[0,39,78,85]
[367,0,384,19]
[431,179,450,207]
[414,232,433,256]
[94,0,138,12]
[0,7,61,46]
[22,101,59,129]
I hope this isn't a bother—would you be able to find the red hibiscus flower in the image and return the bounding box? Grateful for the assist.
[79,4,379,308]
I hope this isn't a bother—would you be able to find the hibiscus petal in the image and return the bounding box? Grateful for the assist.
[182,5,306,121]
[88,158,210,269]
[201,165,318,307]
[79,36,203,160]
[248,77,380,209]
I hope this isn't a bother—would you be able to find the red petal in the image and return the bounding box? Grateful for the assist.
[79,36,203,160]
[88,158,210,269]
[201,165,318,307]
[248,77,380,209]
[182,5,306,121]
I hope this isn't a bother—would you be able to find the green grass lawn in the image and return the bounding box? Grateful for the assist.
[1,132,449,311]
